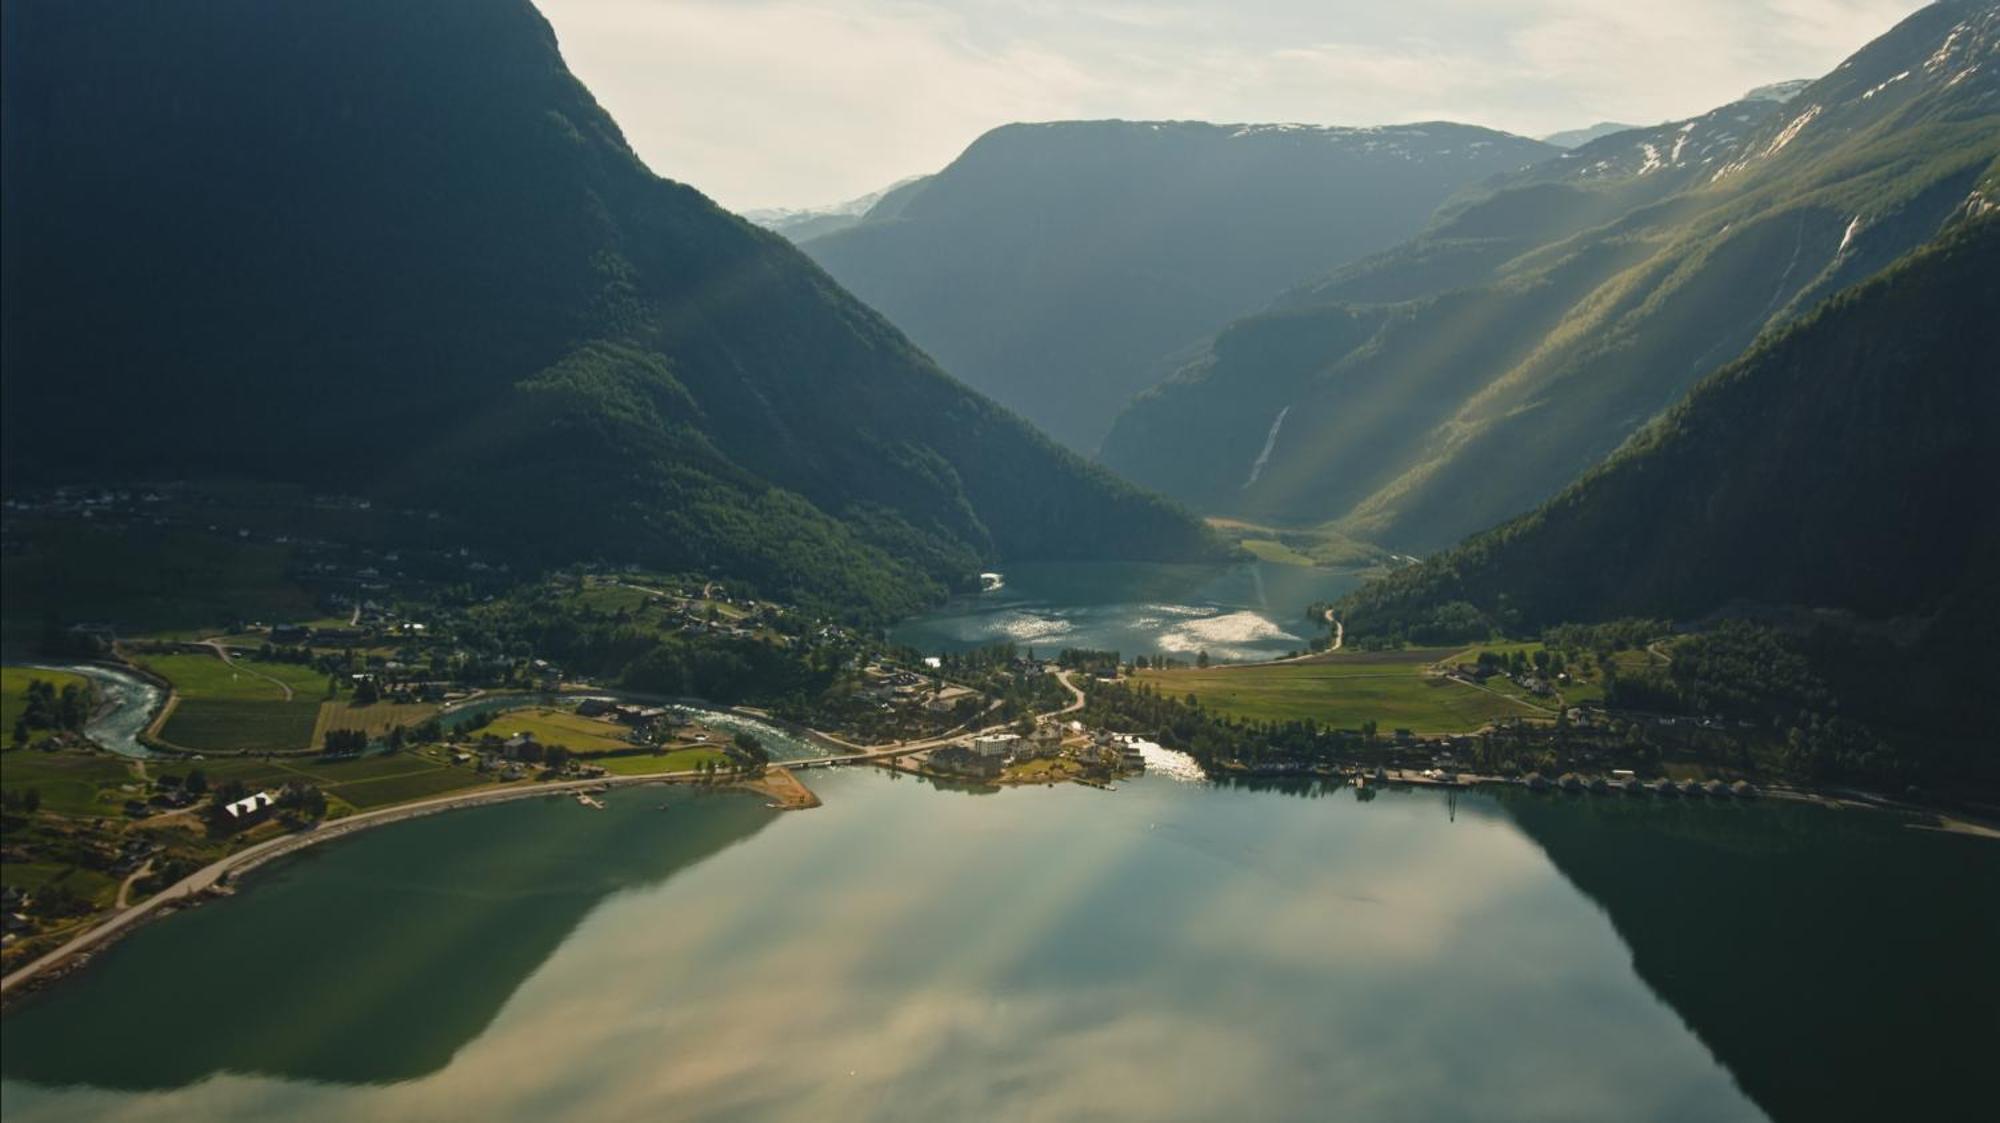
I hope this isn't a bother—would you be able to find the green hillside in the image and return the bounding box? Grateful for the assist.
[0,0,1220,622]
[1102,1,2000,551]
[1335,217,1999,777]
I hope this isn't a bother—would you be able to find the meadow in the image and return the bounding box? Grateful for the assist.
[134,652,327,701]
[0,749,138,817]
[592,747,727,776]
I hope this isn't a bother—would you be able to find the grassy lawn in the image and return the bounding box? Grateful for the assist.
[593,747,727,776]
[483,708,635,752]
[1138,650,1542,734]
[1,666,94,735]
[0,749,137,817]
[159,698,322,753]
[1002,757,1085,783]
[312,700,439,745]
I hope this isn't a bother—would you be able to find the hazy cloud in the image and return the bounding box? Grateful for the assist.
[538,0,1928,211]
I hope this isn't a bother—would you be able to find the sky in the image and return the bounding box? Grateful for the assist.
[538,0,1933,212]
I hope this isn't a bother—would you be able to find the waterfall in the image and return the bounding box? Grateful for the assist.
[1243,405,1291,489]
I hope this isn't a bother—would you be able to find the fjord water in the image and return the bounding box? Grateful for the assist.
[6,772,1992,1120]
[890,560,1361,662]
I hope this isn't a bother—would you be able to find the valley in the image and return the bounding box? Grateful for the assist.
[1,0,1995,1119]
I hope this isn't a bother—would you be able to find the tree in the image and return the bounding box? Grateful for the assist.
[1196,650,1210,669]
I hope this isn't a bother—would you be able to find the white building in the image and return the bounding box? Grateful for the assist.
[970,733,1021,759]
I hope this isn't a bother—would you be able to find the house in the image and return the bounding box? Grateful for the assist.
[503,733,539,757]
[222,790,276,825]
[576,698,614,718]
[270,623,311,646]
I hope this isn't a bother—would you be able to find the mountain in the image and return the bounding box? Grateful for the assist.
[797,120,1557,452]
[1337,216,1997,639]
[1539,122,1640,148]
[0,0,1220,621]
[1336,216,1999,775]
[1100,2,2000,551]
[741,175,930,242]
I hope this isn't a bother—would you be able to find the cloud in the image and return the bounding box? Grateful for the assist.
[539,0,1929,211]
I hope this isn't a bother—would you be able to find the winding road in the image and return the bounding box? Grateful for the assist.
[1,671,1091,998]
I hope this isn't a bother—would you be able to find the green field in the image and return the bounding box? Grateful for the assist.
[1138,650,1542,734]
[483,709,635,751]
[181,756,300,789]
[323,767,488,809]
[159,698,322,753]
[178,752,488,809]
[0,749,138,817]
[0,862,121,908]
[1,666,94,737]
[593,747,727,776]
[136,652,326,701]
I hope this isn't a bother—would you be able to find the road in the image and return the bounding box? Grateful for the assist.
[1,671,1091,998]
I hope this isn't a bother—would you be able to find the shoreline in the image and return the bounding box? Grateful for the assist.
[0,765,820,1008]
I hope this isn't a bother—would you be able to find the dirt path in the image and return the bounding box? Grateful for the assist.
[198,640,294,700]
[115,861,153,909]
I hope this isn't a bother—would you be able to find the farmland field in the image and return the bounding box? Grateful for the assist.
[158,698,321,753]
[312,701,440,745]
[1137,650,1541,734]
[483,709,634,752]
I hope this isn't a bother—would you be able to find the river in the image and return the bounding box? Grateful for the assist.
[3,770,1991,1120]
[27,662,163,759]
[890,560,1362,663]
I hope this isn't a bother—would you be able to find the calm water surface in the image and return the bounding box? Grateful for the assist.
[890,560,1362,662]
[3,772,1993,1121]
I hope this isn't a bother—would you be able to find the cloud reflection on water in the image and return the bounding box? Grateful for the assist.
[3,774,1765,1122]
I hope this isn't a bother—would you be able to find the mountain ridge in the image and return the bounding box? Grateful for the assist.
[0,0,1222,620]
[799,118,1557,451]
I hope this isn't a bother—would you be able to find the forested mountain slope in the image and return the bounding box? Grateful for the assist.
[1336,216,1998,640]
[1102,1,2000,551]
[800,120,1555,452]
[0,0,1219,620]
